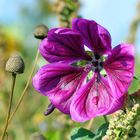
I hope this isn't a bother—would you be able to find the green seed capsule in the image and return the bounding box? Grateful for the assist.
[33,24,49,40]
[5,54,25,74]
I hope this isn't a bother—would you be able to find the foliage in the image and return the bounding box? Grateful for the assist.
[70,123,108,140]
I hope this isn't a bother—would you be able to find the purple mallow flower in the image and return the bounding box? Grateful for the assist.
[33,18,135,122]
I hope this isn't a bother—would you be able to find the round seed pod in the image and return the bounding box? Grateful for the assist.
[5,54,25,74]
[33,24,49,39]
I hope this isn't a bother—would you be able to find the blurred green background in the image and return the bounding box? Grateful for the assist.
[0,0,140,140]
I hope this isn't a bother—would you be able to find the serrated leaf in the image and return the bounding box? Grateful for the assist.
[70,127,95,140]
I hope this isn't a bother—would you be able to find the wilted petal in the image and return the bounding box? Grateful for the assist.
[70,73,124,122]
[39,28,91,64]
[72,18,111,55]
[104,44,135,98]
[33,63,88,114]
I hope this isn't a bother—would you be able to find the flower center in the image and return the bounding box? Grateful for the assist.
[91,54,103,72]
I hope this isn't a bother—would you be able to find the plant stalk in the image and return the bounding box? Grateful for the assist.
[8,50,39,123]
[1,73,16,140]
[103,115,108,123]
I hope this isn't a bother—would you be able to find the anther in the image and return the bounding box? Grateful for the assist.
[100,62,103,67]
[92,61,98,67]
[94,54,100,60]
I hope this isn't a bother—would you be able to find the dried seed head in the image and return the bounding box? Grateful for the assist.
[5,54,25,74]
[33,24,49,39]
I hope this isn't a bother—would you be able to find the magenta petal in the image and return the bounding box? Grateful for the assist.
[72,18,112,55]
[106,94,125,115]
[70,74,123,122]
[33,63,87,114]
[39,28,91,64]
[47,70,88,114]
[104,43,135,98]
[32,63,84,95]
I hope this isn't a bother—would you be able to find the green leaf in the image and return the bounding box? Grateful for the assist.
[128,76,140,94]
[70,127,95,140]
[69,123,109,140]
[92,123,109,140]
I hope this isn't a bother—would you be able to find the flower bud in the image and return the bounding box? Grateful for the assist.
[44,103,55,116]
[5,54,25,74]
[33,24,49,40]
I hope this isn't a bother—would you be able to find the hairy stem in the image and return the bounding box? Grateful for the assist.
[8,50,39,123]
[1,73,16,140]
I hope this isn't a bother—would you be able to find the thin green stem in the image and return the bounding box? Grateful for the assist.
[103,115,108,123]
[1,73,16,140]
[8,49,39,123]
